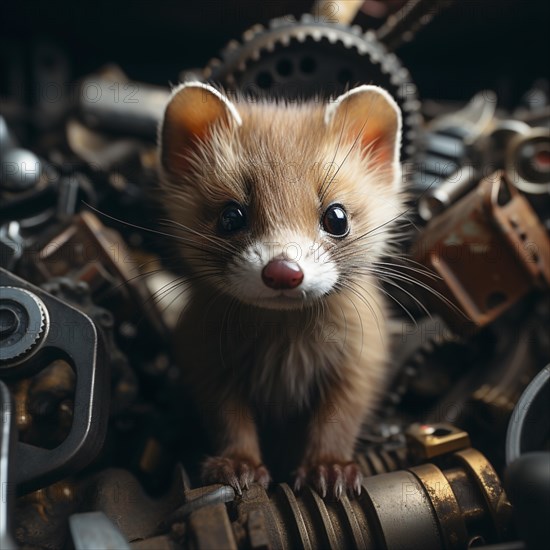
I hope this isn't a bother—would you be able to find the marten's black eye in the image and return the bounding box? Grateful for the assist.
[322,204,349,237]
[219,203,247,234]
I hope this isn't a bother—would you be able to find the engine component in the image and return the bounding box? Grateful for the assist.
[506,364,550,466]
[405,422,471,461]
[1,148,43,192]
[78,68,169,140]
[179,446,512,550]
[0,268,109,493]
[418,165,478,222]
[203,14,422,158]
[507,127,550,195]
[414,90,498,201]
[416,89,550,222]
[0,381,17,550]
[412,171,550,331]
[380,315,472,416]
[504,365,550,550]
[0,222,25,271]
[355,438,409,477]
[19,210,167,345]
[0,286,47,365]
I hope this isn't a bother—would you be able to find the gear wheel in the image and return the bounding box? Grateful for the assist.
[383,316,464,413]
[0,286,48,365]
[202,14,422,159]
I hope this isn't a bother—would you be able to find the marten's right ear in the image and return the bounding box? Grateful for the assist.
[159,82,242,175]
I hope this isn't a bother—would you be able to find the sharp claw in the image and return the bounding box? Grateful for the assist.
[334,482,343,501]
[232,480,242,496]
[318,475,327,499]
[354,477,362,496]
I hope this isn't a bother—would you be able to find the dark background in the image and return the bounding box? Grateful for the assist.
[1,0,549,111]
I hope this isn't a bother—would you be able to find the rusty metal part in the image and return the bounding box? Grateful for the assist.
[412,171,550,331]
[176,446,512,549]
[20,210,167,343]
[453,448,512,541]
[406,422,471,461]
[188,503,238,550]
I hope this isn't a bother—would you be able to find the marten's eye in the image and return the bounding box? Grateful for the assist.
[219,202,247,234]
[322,204,349,237]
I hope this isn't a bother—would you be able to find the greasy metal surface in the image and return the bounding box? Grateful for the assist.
[409,463,468,550]
[412,171,550,330]
[362,470,441,549]
[453,448,513,542]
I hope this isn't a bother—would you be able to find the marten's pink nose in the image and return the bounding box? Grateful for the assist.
[262,260,304,290]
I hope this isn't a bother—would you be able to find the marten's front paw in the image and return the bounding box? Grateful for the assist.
[201,456,271,496]
[293,461,362,500]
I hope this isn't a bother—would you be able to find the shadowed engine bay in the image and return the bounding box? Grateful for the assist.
[1,1,549,548]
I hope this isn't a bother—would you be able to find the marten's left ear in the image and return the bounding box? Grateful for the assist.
[325,85,402,169]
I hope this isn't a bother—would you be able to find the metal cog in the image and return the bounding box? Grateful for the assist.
[203,14,422,160]
[383,316,463,413]
[0,286,48,364]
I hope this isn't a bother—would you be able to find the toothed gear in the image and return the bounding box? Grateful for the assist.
[0,286,48,365]
[384,317,463,412]
[203,14,422,159]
